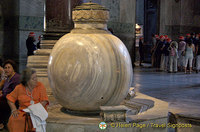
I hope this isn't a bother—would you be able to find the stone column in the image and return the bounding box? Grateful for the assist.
[45,0,72,32]
[43,0,82,39]
[27,0,83,99]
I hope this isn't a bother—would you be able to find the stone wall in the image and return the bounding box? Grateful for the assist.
[0,0,44,72]
[180,0,200,34]
[101,0,136,65]
[160,0,200,40]
[136,0,144,25]
[18,0,44,72]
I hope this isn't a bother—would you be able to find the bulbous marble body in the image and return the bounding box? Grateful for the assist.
[48,31,133,111]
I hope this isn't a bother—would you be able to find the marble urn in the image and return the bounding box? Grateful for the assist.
[48,2,133,112]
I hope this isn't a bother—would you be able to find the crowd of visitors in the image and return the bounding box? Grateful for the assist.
[148,33,200,74]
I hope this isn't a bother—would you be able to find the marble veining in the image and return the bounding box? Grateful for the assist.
[48,2,133,112]
[48,33,133,111]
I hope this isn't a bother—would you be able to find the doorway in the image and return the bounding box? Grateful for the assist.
[144,0,159,43]
[136,0,159,64]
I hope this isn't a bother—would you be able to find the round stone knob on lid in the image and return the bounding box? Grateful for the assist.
[48,2,133,113]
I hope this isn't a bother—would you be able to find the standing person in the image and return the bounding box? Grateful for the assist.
[154,35,165,71]
[151,34,159,67]
[164,35,168,41]
[178,36,186,71]
[191,33,197,69]
[139,37,144,66]
[191,33,197,46]
[168,41,178,73]
[185,33,192,44]
[26,32,36,56]
[184,40,195,74]
[7,68,49,132]
[108,28,114,34]
[195,34,200,73]
[160,36,169,71]
[0,60,20,130]
[152,34,157,48]
[162,38,171,71]
[37,35,41,49]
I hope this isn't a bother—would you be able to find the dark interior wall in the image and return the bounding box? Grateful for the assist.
[180,0,200,34]
[0,5,3,57]
[0,0,19,68]
[160,0,200,40]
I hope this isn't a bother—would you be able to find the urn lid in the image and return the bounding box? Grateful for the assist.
[72,2,109,23]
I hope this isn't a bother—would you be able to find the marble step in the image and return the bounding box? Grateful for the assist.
[40,40,58,49]
[34,49,52,55]
[122,98,154,115]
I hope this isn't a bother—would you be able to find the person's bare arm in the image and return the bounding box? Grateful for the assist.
[7,100,19,117]
[192,44,195,52]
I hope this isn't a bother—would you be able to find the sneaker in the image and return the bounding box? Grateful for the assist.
[196,70,199,73]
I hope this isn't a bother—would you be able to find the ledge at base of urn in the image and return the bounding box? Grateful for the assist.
[46,93,168,132]
[100,105,131,122]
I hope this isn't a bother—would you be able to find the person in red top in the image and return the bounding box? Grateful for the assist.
[7,68,49,132]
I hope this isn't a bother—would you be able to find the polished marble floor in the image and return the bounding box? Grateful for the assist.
[132,66,200,118]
